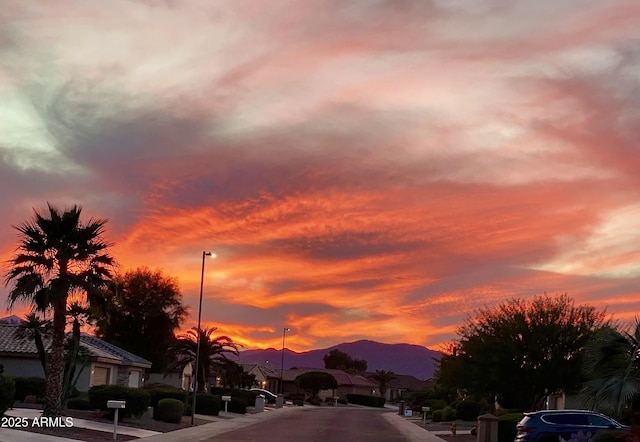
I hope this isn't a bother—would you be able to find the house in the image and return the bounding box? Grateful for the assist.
[545,391,584,410]
[239,362,280,392]
[281,367,379,400]
[147,363,193,391]
[362,372,434,402]
[0,317,151,392]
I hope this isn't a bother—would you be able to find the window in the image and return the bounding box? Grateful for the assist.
[543,414,589,425]
[587,415,615,427]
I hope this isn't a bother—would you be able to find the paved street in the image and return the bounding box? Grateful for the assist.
[209,407,412,442]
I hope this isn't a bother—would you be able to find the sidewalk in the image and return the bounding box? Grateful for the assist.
[5,407,160,438]
[1,405,303,442]
[381,412,448,442]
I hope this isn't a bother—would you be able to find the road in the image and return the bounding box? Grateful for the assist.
[208,407,411,442]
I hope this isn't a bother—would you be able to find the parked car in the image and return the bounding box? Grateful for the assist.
[250,388,278,404]
[515,410,629,442]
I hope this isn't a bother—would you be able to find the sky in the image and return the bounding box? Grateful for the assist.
[1,0,640,353]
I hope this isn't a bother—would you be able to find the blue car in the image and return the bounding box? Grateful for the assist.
[515,410,628,442]
[250,388,278,404]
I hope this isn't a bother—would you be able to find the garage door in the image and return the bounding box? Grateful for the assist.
[128,371,140,388]
[93,367,110,386]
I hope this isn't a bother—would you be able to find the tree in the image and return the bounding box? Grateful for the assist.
[14,313,52,376]
[4,204,114,416]
[295,371,338,398]
[436,294,607,411]
[167,327,239,392]
[93,267,188,372]
[323,349,368,373]
[63,303,89,402]
[216,360,256,389]
[369,370,397,398]
[581,320,640,419]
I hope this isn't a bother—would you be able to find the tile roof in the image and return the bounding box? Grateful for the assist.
[282,367,378,388]
[80,334,151,367]
[0,320,151,368]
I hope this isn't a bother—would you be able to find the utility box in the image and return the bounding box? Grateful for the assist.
[276,394,284,409]
[254,395,265,413]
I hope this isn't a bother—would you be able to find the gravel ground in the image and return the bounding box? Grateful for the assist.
[9,407,212,442]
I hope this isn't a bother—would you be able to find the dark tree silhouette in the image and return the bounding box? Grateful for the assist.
[5,204,114,416]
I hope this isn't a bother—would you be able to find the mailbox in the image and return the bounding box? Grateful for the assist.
[107,400,126,409]
[221,396,231,402]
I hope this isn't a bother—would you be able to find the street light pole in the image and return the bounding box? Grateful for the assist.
[191,251,213,425]
[280,327,290,394]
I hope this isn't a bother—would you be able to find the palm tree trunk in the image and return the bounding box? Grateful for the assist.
[34,334,48,376]
[43,298,66,417]
[62,319,81,402]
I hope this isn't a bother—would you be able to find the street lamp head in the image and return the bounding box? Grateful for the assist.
[204,251,216,258]
[284,327,291,332]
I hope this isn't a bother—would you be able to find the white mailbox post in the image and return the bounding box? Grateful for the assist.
[221,395,231,414]
[422,406,430,424]
[107,400,126,441]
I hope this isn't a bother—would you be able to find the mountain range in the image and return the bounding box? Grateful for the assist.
[236,339,442,380]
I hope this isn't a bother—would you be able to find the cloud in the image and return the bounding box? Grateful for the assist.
[1,0,640,351]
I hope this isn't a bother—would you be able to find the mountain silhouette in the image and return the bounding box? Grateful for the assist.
[236,339,441,380]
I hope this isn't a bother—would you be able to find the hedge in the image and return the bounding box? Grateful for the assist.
[148,389,188,408]
[346,394,385,408]
[591,430,629,442]
[456,401,481,421]
[498,412,523,442]
[155,398,184,423]
[193,394,221,416]
[0,376,16,416]
[66,397,92,410]
[88,385,150,419]
[209,387,257,406]
[227,397,247,414]
[12,377,45,402]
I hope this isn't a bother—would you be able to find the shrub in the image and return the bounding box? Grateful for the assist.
[591,430,628,442]
[293,399,304,406]
[140,383,179,390]
[155,398,184,424]
[194,394,220,416]
[227,397,247,414]
[346,394,385,408]
[432,410,444,422]
[442,405,456,421]
[88,385,150,419]
[456,401,482,421]
[209,387,257,406]
[498,412,523,442]
[12,377,45,402]
[0,376,16,416]
[66,397,92,410]
[148,389,188,408]
[307,397,322,406]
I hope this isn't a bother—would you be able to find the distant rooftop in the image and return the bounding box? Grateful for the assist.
[0,316,151,368]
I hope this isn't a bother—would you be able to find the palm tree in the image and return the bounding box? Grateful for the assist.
[14,312,52,376]
[581,321,640,419]
[63,302,90,402]
[167,327,239,392]
[4,204,114,416]
[369,369,398,398]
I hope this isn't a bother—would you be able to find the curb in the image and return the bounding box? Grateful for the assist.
[141,406,303,442]
[382,412,448,442]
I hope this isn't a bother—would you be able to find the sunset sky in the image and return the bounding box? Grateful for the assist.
[2,0,640,352]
